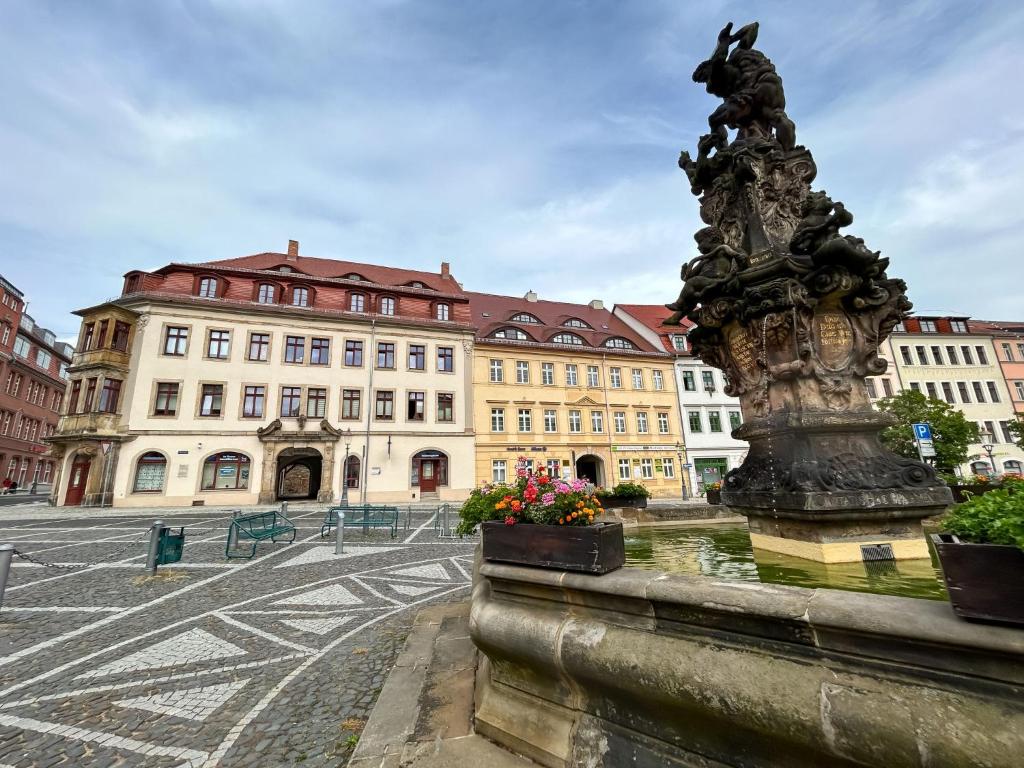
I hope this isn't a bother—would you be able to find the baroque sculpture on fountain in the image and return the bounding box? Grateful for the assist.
[669,21,951,562]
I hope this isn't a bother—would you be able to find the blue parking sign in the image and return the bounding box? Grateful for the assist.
[913,423,932,441]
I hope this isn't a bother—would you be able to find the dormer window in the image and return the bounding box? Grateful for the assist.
[291,286,310,307]
[278,266,292,273]
[563,318,592,330]
[257,284,277,304]
[671,334,687,351]
[436,303,450,321]
[345,273,366,281]
[409,281,425,288]
[379,296,396,316]
[510,313,540,324]
[198,277,218,298]
[124,274,141,294]
[551,332,585,345]
[604,337,635,350]
[349,293,366,312]
[492,327,528,340]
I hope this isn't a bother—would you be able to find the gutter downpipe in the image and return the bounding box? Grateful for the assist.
[361,319,377,500]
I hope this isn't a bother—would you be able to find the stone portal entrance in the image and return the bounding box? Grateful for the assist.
[276,447,323,500]
[575,455,603,486]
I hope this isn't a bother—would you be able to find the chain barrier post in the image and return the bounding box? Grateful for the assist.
[146,520,165,576]
[335,511,345,555]
[280,501,288,517]
[0,543,13,611]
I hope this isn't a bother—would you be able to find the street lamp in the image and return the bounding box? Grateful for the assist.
[340,428,353,505]
[980,430,998,478]
[675,443,688,500]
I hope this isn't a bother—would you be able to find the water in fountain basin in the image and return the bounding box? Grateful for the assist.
[624,524,947,600]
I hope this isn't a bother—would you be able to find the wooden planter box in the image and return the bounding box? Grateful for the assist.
[948,484,998,504]
[481,521,625,574]
[599,495,648,509]
[931,534,1024,626]
[706,489,722,505]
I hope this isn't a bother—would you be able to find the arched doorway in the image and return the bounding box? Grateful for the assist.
[276,448,323,500]
[65,454,91,506]
[575,454,604,486]
[412,450,448,495]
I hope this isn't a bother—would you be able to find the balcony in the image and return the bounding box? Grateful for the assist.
[54,412,122,437]
[69,347,131,372]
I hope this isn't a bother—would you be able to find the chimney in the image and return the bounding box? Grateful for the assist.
[525,290,538,303]
[440,261,451,280]
[588,299,604,310]
[287,240,299,261]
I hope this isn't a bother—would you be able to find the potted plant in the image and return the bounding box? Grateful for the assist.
[947,473,1002,504]
[705,481,723,505]
[931,477,1024,626]
[458,457,624,574]
[596,482,651,509]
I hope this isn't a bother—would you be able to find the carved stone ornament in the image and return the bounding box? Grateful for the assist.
[667,21,951,525]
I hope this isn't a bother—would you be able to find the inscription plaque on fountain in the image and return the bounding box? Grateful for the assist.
[814,311,854,369]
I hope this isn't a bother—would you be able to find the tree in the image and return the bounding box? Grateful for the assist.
[1008,415,1024,452]
[876,390,979,473]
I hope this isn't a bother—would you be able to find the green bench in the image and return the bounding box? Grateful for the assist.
[321,505,399,539]
[226,510,296,559]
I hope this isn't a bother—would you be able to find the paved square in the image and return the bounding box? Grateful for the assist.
[0,504,475,767]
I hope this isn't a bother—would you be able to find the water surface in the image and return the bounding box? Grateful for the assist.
[624,524,946,600]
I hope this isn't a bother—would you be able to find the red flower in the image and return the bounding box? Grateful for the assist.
[524,485,538,502]
[504,515,517,526]
[510,500,523,512]
[538,475,550,485]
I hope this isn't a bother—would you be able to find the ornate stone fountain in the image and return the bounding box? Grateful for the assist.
[669,21,951,562]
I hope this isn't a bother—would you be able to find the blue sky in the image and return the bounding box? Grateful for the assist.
[2,1,1022,338]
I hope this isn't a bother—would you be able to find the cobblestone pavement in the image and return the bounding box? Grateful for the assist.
[0,504,476,767]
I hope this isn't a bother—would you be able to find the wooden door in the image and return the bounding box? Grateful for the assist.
[420,460,437,493]
[66,458,91,506]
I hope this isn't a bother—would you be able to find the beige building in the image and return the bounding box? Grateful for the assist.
[886,316,1021,477]
[49,244,476,507]
[467,292,685,499]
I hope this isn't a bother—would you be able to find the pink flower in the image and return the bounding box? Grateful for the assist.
[504,515,516,526]
[541,492,555,506]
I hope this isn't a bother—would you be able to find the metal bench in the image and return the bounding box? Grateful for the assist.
[226,510,296,559]
[321,505,399,539]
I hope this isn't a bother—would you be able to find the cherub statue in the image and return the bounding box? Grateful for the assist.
[692,21,796,159]
[666,227,744,323]
[790,191,887,275]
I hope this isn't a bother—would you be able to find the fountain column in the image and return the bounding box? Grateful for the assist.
[669,21,951,562]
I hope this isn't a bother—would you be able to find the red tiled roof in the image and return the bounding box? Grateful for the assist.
[615,303,692,354]
[175,252,464,295]
[465,292,665,355]
[970,320,1024,336]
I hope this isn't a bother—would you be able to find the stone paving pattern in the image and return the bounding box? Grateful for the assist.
[0,504,476,767]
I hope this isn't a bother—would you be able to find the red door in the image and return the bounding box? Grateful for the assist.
[66,458,91,506]
[420,460,437,493]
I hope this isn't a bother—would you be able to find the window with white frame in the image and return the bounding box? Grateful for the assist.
[565,364,578,386]
[492,460,507,483]
[516,361,530,384]
[546,459,560,477]
[618,458,631,481]
[379,296,396,315]
[613,411,626,433]
[672,335,687,351]
[587,365,599,387]
[658,412,670,434]
[702,370,716,390]
[631,368,643,389]
[544,409,557,432]
[490,408,505,432]
[518,408,532,432]
[653,370,664,390]
[662,458,675,479]
[568,410,582,433]
[640,459,653,479]
[609,367,621,388]
[541,362,554,385]
[636,412,649,433]
[490,359,504,382]
[919,320,937,333]
[591,411,604,433]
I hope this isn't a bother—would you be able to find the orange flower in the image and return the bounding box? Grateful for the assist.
[584,508,593,516]
[576,501,584,509]
[510,500,522,512]
[559,518,565,525]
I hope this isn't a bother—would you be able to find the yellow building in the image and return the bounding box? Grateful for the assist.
[467,291,686,499]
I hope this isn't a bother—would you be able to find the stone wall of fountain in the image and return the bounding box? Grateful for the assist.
[667,22,950,561]
[471,557,1024,768]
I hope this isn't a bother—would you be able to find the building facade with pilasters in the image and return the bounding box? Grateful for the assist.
[48,243,476,507]
[468,292,685,499]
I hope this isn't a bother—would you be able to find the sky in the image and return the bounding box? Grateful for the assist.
[2,0,1023,339]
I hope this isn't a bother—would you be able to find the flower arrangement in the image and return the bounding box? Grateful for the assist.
[456,457,603,535]
[705,481,722,492]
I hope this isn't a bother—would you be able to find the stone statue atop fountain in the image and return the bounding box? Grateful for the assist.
[668,21,951,563]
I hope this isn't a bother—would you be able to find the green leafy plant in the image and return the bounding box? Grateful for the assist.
[597,482,651,499]
[942,478,1024,549]
[704,481,722,492]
